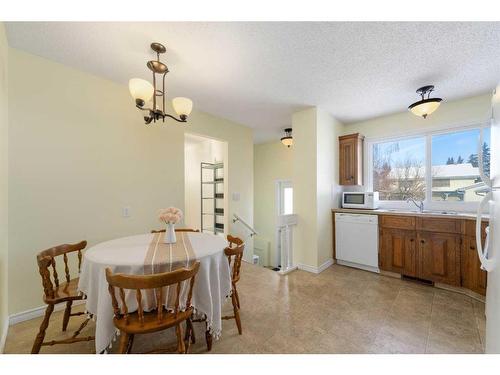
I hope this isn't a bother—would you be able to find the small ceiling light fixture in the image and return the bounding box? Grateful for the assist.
[408,85,442,119]
[281,128,293,148]
[129,42,193,125]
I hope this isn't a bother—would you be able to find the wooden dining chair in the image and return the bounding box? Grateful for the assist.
[151,228,200,233]
[105,261,200,354]
[194,234,245,351]
[32,241,94,354]
[222,235,245,335]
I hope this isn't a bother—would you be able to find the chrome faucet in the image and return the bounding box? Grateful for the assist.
[406,197,424,213]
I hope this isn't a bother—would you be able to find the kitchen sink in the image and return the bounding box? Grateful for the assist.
[384,209,459,215]
[421,210,458,215]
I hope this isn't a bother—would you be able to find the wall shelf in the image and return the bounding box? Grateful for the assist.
[201,162,225,235]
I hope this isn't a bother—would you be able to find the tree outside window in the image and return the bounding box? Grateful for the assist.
[371,128,491,203]
[373,137,426,201]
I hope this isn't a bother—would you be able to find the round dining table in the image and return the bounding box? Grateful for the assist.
[78,231,231,353]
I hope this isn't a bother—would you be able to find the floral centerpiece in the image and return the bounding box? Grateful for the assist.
[158,207,183,244]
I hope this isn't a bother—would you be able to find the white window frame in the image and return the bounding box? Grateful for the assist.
[365,122,491,212]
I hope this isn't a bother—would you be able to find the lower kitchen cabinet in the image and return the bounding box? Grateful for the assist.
[461,236,487,295]
[379,228,417,277]
[418,231,461,286]
[377,214,480,291]
[334,211,488,295]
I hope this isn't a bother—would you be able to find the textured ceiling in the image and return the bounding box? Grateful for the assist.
[5,22,500,143]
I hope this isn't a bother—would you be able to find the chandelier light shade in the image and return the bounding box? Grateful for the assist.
[128,78,154,106]
[130,42,193,125]
[172,97,193,119]
[408,85,442,119]
[281,128,293,148]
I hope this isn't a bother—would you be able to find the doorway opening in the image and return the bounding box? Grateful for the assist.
[274,180,293,270]
[184,133,228,235]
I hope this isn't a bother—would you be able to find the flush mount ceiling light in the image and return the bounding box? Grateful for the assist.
[281,128,293,148]
[129,42,193,125]
[408,85,442,119]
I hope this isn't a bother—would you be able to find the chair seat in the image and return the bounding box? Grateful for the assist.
[44,277,83,304]
[113,307,193,335]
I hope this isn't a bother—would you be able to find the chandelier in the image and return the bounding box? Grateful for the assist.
[408,85,442,119]
[129,42,193,125]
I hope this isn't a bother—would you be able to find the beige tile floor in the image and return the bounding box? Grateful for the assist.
[5,263,486,354]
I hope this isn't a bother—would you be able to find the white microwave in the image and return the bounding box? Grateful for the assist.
[342,191,379,209]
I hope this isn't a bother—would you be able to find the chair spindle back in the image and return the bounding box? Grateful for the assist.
[225,235,245,284]
[36,241,87,299]
[106,262,200,325]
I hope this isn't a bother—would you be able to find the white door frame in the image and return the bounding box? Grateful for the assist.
[275,179,292,267]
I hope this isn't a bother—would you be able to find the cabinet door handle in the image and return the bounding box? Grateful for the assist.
[470,246,475,250]
[410,238,414,242]
[420,240,425,244]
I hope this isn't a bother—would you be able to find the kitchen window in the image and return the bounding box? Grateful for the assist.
[367,124,491,210]
[431,128,491,202]
[372,136,426,201]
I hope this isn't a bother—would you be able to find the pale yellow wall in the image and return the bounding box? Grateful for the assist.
[253,141,293,267]
[292,108,318,268]
[8,48,253,315]
[292,107,343,270]
[316,108,343,266]
[343,94,491,139]
[0,23,9,347]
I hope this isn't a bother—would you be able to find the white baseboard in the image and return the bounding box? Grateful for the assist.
[298,258,334,274]
[9,300,85,326]
[0,317,8,354]
[318,258,335,273]
[278,266,298,275]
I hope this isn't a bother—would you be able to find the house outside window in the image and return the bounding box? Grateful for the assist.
[367,125,491,210]
[432,178,451,188]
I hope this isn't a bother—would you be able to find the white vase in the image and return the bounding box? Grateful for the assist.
[164,223,176,244]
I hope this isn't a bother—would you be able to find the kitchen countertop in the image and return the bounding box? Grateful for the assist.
[331,207,488,221]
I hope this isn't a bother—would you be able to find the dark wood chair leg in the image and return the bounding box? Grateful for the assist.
[126,334,135,354]
[117,332,130,354]
[31,304,54,354]
[62,301,73,332]
[184,320,194,353]
[205,321,213,351]
[232,292,242,335]
[176,324,186,354]
[185,318,195,344]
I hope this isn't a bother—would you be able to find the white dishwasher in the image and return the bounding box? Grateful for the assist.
[335,213,379,273]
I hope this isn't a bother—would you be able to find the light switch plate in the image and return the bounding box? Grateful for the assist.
[122,206,131,218]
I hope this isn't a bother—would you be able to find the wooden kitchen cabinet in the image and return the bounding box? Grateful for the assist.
[339,133,364,186]
[379,228,417,277]
[416,216,462,234]
[378,214,468,289]
[335,209,488,295]
[418,231,461,286]
[461,220,488,295]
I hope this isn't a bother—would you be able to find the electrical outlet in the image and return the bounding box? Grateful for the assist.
[122,206,131,218]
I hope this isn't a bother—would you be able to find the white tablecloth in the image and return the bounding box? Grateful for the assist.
[78,232,231,353]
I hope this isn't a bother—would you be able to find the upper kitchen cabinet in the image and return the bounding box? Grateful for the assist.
[339,133,364,185]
